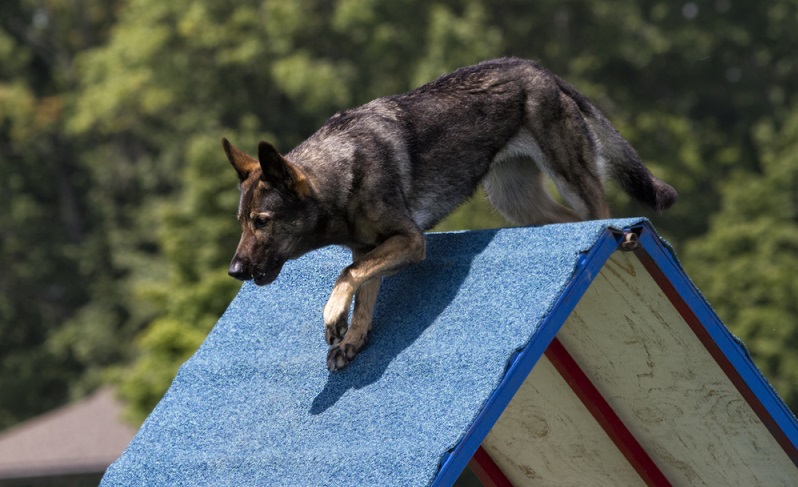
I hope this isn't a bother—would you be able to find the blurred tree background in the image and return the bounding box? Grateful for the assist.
[1,0,797,428]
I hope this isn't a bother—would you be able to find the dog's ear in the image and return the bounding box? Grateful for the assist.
[222,138,259,181]
[258,141,311,197]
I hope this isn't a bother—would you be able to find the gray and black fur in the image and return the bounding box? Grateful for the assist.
[223,58,677,371]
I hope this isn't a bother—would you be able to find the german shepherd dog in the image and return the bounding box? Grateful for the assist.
[223,58,677,371]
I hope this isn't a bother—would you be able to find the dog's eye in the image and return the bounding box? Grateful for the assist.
[252,214,270,229]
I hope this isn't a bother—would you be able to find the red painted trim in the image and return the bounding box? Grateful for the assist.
[545,337,671,487]
[633,245,798,467]
[468,446,514,487]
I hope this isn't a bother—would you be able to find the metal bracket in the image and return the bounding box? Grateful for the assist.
[620,231,640,251]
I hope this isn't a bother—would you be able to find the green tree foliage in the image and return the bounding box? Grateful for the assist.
[0,0,122,427]
[685,107,798,406]
[2,0,797,426]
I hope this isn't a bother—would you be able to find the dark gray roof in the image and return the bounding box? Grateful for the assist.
[0,388,135,480]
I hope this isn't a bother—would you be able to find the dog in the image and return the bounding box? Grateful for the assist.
[222,57,677,371]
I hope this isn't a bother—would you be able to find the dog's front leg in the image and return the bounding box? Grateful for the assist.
[323,230,425,370]
[326,276,381,371]
[323,248,372,346]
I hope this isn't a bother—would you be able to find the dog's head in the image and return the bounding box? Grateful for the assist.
[222,138,317,286]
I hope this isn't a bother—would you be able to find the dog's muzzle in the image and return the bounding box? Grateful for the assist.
[228,258,250,281]
[228,256,284,286]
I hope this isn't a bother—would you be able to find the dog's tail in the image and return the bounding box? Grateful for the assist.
[591,115,677,212]
[591,117,677,212]
[557,79,678,212]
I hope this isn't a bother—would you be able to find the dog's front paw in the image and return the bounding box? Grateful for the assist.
[324,314,348,346]
[326,332,368,371]
[326,343,359,371]
[323,281,355,345]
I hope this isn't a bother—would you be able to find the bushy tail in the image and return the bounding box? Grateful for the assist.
[588,114,678,212]
[554,76,677,212]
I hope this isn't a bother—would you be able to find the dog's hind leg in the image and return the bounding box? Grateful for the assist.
[535,147,611,221]
[483,156,582,225]
[528,91,612,221]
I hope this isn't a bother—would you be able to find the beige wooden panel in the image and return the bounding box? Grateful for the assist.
[483,355,643,486]
[558,251,798,486]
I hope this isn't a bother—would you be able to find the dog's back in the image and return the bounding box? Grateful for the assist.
[288,58,675,231]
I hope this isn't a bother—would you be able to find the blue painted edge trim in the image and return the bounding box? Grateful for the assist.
[635,223,798,458]
[430,226,624,487]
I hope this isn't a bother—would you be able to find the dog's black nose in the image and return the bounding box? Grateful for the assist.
[228,258,250,281]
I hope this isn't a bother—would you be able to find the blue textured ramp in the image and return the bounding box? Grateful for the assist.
[101,218,644,487]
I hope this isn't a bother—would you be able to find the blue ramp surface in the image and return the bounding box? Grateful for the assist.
[102,219,645,487]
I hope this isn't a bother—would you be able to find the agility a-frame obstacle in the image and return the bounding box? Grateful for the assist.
[102,219,798,486]
[441,222,798,486]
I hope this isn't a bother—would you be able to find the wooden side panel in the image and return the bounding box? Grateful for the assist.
[482,355,644,486]
[558,252,798,486]
[468,447,514,487]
